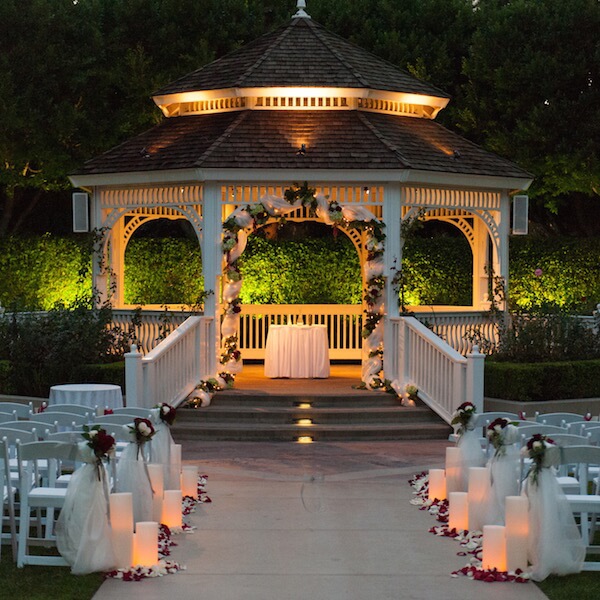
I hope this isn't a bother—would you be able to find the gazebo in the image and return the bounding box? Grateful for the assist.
[69,2,532,409]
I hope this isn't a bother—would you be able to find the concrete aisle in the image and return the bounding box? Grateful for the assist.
[95,441,548,600]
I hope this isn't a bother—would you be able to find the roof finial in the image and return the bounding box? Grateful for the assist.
[293,0,311,19]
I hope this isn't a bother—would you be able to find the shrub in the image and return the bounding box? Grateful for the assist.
[485,359,600,401]
[492,312,600,363]
[0,300,134,397]
[0,360,14,395]
[74,362,125,390]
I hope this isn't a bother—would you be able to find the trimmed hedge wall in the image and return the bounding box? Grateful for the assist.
[0,233,599,312]
[74,362,125,391]
[485,359,600,401]
[0,361,14,395]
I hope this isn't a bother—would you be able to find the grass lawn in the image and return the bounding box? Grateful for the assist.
[0,548,103,600]
[537,572,600,600]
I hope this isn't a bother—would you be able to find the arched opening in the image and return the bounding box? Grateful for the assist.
[123,218,203,306]
[402,220,473,307]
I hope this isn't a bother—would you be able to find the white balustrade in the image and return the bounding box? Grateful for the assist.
[390,316,484,424]
[238,304,363,360]
[125,316,214,408]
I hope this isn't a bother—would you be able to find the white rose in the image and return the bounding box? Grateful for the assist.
[532,440,543,451]
[138,422,150,435]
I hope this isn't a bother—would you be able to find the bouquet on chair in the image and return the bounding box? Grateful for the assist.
[82,425,116,480]
[486,417,519,457]
[451,402,477,437]
[128,418,156,459]
[155,403,177,426]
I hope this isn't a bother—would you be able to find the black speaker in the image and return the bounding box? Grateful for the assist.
[512,195,528,235]
[72,192,89,232]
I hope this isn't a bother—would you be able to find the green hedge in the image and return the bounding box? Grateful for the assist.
[0,234,91,310]
[124,238,204,305]
[509,237,600,313]
[1,233,599,312]
[74,362,125,391]
[485,359,600,401]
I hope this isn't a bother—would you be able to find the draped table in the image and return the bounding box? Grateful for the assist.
[49,383,124,410]
[264,324,330,378]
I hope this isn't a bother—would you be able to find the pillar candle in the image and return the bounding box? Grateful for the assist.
[445,447,462,494]
[448,491,469,531]
[505,496,529,572]
[428,469,446,501]
[468,466,490,532]
[161,489,183,528]
[109,493,133,569]
[181,465,199,499]
[482,525,507,571]
[168,444,182,490]
[147,463,165,523]
[133,521,158,567]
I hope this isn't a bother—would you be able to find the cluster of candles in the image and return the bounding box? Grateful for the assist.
[109,444,200,568]
[428,447,529,572]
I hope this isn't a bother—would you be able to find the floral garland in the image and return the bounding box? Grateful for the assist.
[220,182,387,388]
[486,417,519,457]
[187,372,235,408]
[521,433,558,486]
[450,401,477,437]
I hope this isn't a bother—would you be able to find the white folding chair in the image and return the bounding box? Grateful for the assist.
[0,403,33,419]
[536,412,583,427]
[1,421,56,439]
[93,414,136,426]
[0,412,17,424]
[44,404,94,420]
[16,441,76,567]
[29,412,89,430]
[0,439,17,560]
[559,445,600,569]
[109,407,154,419]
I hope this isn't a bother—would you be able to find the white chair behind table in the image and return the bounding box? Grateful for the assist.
[93,414,137,427]
[535,412,583,427]
[16,441,77,567]
[0,403,33,419]
[0,412,18,424]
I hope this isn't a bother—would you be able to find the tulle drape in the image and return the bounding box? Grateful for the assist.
[56,445,117,574]
[486,443,521,525]
[150,409,175,485]
[523,468,585,581]
[115,442,154,524]
[456,429,486,491]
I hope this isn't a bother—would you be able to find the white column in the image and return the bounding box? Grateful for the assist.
[201,182,222,372]
[111,217,125,308]
[382,183,402,378]
[472,217,490,310]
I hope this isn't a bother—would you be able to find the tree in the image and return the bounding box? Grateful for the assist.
[457,0,600,233]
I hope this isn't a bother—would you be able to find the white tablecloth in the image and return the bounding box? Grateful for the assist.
[49,384,124,410]
[264,325,330,378]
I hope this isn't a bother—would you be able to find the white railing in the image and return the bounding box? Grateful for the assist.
[112,308,193,354]
[238,304,363,359]
[411,308,500,355]
[125,316,215,409]
[390,316,485,424]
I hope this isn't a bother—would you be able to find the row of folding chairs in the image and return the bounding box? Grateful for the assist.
[0,406,156,565]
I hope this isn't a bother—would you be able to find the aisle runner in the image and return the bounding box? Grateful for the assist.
[105,475,211,582]
[409,472,530,583]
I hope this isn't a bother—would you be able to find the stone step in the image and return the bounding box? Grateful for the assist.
[203,392,403,408]
[176,405,443,425]
[171,421,451,442]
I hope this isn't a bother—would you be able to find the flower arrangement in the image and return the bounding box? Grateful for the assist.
[82,424,116,478]
[155,403,177,426]
[83,425,116,461]
[522,433,558,485]
[451,402,477,436]
[486,417,519,456]
[129,418,156,458]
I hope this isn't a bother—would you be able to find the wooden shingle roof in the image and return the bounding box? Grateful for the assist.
[153,17,449,99]
[73,110,530,179]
